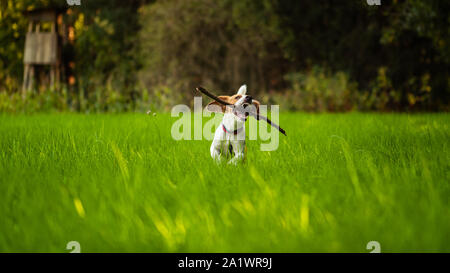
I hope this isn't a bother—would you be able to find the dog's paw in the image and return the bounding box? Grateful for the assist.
[227,159,238,165]
[228,157,243,165]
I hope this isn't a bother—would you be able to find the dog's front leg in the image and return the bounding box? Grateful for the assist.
[228,140,245,165]
[210,141,223,162]
[228,151,244,165]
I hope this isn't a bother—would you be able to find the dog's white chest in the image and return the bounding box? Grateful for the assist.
[210,114,246,163]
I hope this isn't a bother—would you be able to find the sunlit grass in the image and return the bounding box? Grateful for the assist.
[0,112,448,252]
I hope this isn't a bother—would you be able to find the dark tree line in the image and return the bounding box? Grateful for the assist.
[1,0,448,111]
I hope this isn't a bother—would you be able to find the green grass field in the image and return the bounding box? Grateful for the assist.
[0,113,448,252]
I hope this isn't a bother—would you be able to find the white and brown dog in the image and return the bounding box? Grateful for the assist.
[206,85,259,164]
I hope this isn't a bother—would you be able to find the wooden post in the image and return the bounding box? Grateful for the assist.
[28,66,35,91]
[22,64,30,97]
[22,22,33,96]
[50,65,55,87]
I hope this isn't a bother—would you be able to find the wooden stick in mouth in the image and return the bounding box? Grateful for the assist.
[195,86,287,136]
[196,86,233,106]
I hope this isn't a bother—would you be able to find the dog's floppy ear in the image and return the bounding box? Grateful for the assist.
[206,96,230,113]
[237,84,247,95]
[252,100,260,116]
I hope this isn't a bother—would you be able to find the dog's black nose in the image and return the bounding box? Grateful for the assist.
[244,96,252,103]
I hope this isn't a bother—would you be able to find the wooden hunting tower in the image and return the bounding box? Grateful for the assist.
[22,8,66,92]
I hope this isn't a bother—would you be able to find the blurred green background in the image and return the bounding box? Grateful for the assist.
[0,0,448,113]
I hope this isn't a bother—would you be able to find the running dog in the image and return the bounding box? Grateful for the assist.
[206,84,259,164]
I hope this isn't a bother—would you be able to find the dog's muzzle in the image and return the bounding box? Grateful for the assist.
[233,96,253,121]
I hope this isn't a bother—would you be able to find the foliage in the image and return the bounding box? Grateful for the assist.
[0,0,148,93]
[0,86,157,113]
[0,0,29,89]
[0,0,448,111]
[138,0,449,111]
[138,0,285,96]
[72,0,148,92]
[270,67,358,112]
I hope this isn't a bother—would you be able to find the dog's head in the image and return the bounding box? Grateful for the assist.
[206,85,260,121]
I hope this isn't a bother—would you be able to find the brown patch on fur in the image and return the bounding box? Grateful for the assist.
[251,100,260,116]
[206,96,230,113]
[206,94,243,113]
[206,94,258,115]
